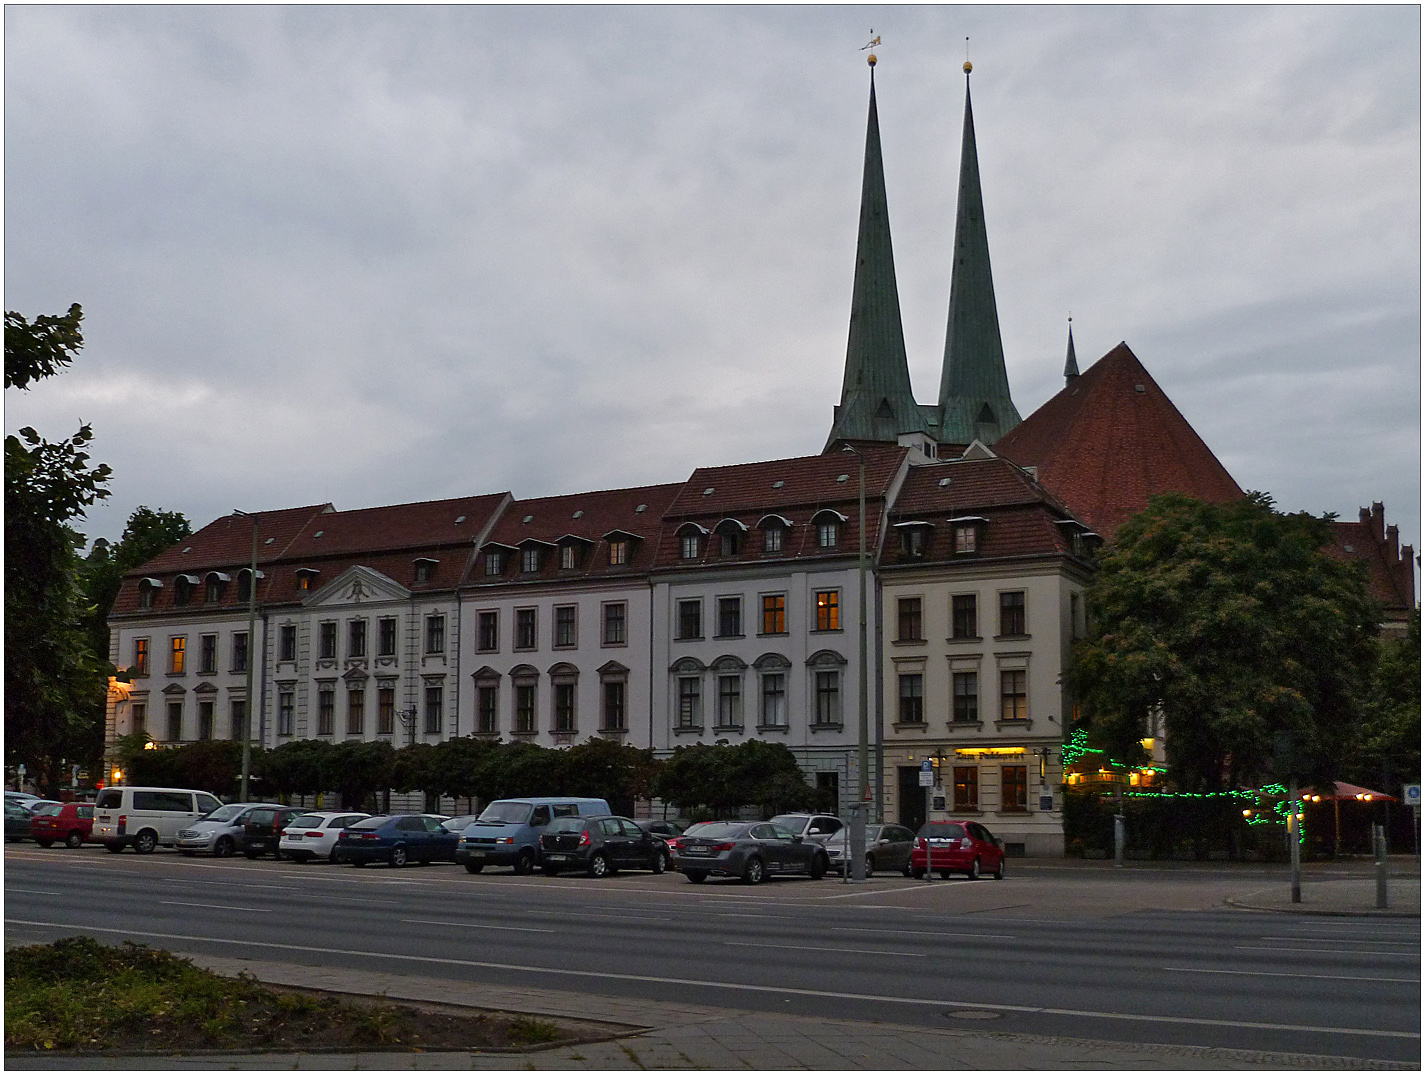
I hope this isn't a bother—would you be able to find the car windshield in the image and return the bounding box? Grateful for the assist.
[545,817,586,834]
[921,822,966,839]
[31,802,63,817]
[684,823,746,839]
[477,803,530,824]
[768,815,807,830]
[288,814,324,828]
[201,805,245,823]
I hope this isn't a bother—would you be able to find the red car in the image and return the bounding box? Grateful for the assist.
[29,801,95,848]
[910,820,1005,880]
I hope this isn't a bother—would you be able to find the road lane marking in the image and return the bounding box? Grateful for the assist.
[7,918,1417,1041]
[1258,937,1417,947]
[725,941,927,958]
[5,888,66,895]
[161,901,258,911]
[401,919,553,933]
[836,927,1015,940]
[1235,945,1419,957]
[1165,966,1420,984]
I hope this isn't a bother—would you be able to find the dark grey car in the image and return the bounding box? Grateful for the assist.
[670,821,830,885]
[824,823,917,876]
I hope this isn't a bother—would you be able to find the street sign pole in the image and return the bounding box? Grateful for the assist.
[1289,776,1301,904]
[920,759,934,883]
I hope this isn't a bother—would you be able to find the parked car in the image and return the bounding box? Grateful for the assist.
[539,815,667,877]
[824,823,917,877]
[910,820,1005,880]
[238,805,303,858]
[633,818,684,870]
[768,813,845,844]
[6,791,47,808]
[5,799,39,841]
[29,801,95,848]
[669,821,830,884]
[176,803,289,857]
[279,811,372,863]
[440,815,480,836]
[93,786,224,853]
[455,797,611,875]
[337,815,459,867]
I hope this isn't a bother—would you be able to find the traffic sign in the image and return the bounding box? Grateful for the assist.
[1404,784,1420,809]
[919,759,934,787]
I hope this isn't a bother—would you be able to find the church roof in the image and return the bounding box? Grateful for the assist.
[1327,503,1416,619]
[994,342,1243,539]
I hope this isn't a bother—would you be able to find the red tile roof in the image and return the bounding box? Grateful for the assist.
[995,342,1243,539]
[1327,503,1416,618]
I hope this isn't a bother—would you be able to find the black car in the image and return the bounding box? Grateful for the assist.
[633,818,684,870]
[669,821,830,884]
[239,806,302,858]
[539,815,667,877]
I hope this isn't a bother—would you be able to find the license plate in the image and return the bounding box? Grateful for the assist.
[684,846,709,855]
[468,850,484,859]
[546,853,568,861]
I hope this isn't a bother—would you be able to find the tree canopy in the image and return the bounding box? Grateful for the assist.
[1068,492,1380,792]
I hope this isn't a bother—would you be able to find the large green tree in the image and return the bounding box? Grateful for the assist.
[1347,610,1420,792]
[5,304,113,794]
[1068,492,1380,792]
[81,506,192,661]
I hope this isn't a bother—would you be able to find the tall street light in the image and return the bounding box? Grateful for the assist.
[232,510,259,802]
[841,445,870,883]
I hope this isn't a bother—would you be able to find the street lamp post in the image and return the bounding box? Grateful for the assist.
[232,510,259,803]
[842,445,870,882]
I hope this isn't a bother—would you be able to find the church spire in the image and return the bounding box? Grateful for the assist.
[1064,317,1079,384]
[937,59,1020,446]
[826,53,930,449]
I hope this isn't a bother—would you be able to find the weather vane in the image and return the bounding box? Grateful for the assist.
[863,30,880,67]
[964,36,972,75]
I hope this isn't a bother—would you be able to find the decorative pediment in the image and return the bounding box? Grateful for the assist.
[342,666,370,684]
[306,565,409,607]
[191,681,218,695]
[162,682,190,696]
[807,648,847,667]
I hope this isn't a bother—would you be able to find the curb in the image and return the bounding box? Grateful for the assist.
[1223,895,1420,918]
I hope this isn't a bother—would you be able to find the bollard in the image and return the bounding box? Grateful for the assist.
[1375,824,1389,910]
[1113,814,1125,868]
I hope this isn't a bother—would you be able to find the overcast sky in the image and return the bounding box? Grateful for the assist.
[6,5,1420,561]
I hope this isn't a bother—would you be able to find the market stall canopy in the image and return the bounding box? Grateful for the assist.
[1302,782,1398,802]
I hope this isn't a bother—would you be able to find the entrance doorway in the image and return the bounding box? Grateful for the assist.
[815,772,839,814]
[898,766,926,831]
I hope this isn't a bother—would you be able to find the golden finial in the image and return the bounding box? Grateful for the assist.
[863,30,880,65]
[964,36,972,74]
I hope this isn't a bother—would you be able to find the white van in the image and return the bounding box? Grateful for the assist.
[93,786,223,853]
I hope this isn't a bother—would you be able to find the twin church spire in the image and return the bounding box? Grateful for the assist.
[827,56,1020,451]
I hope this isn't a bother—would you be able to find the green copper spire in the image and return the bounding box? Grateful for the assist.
[937,65,1020,445]
[827,58,930,449]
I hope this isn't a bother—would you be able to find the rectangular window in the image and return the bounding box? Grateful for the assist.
[277,693,293,737]
[230,699,247,742]
[954,524,978,554]
[521,547,542,573]
[477,611,499,652]
[680,533,700,559]
[717,596,742,638]
[378,617,397,657]
[814,671,840,726]
[515,608,537,650]
[559,544,577,570]
[608,540,628,566]
[760,674,787,727]
[132,702,147,736]
[602,681,626,730]
[815,590,840,631]
[761,594,786,635]
[817,521,839,548]
[953,767,979,811]
[132,638,149,677]
[232,632,248,673]
[1002,766,1028,812]
[377,687,395,735]
[317,689,335,735]
[720,531,739,556]
[999,591,1026,636]
[953,671,979,723]
[602,602,626,645]
[677,677,701,728]
[554,605,576,647]
[553,682,576,732]
[319,622,337,660]
[898,674,924,724]
[424,685,443,734]
[170,636,187,675]
[952,594,978,639]
[716,675,741,729]
[515,683,536,733]
[348,619,366,658]
[1000,670,1028,721]
[414,560,434,584]
[425,615,446,654]
[477,685,498,734]
[763,526,783,553]
[677,599,701,640]
[199,634,217,675]
[280,624,297,662]
[897,597,922,642]
[484,550,504,575]
[1070,592,1082,641]
[166,702,183,742]
[347,689,365,735]
[198,699,214,740]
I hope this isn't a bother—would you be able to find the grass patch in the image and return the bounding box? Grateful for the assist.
[6,937,581,1054]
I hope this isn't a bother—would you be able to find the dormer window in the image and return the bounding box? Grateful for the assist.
[522,547,542,573]
[757,515,793,554]
[609,539,627,566]
[295,568,320,591]
[811,509,847,549]
[559,544,580,570]
[413,558,438,584]
[204,572,229,603]
[484,550,505,576]
[237,570,259,603]
[948,516,989,556]
[173,575,196,606]
[895,522,933,558]
[955,525,976,554]
[681,533,700,559]
[138,578,162,610]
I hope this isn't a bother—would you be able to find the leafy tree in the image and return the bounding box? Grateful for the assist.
[428,736,501,811]
[81,506,192,661]
[561,737,662,814]
[126,740,248,799]
[259,739,330,801]
[5,304,112,794]
[1347,610,1420,792]
[323,740,395,811]
[1069,492,1379,792]
[654,741,814,818]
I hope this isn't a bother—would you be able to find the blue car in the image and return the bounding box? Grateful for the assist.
[335,814,458,867]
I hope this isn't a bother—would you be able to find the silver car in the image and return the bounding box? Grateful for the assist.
[768,813,845,844]
[176,803,287,857]
[824,823,917,877]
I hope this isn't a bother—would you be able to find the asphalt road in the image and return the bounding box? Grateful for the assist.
[5,845,1420,1064]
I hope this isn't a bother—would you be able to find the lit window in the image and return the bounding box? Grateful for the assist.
[608,540,628,566]
[761,594,786,635]
[169,636,187,675]
[953,767,978,811]
[954,525,978,554]
[132,638,149,677]
[1002,766,1028,811]
[815,590,839,631]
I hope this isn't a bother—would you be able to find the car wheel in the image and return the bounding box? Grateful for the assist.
[64,832,83,849]
[464,862,484,874]
[807,853,827,881]
[327,848,341,865]
[966,857,981,881]
[133,830,158,855]
[213,836,235,858]
[902,860,913,878]
[864,854,876,878]
[685,870,708,883]
[742,856,765,885]
[992,857,1005,880]
[104,841,125,854]
[541,864,561,877]
[389,845,408,868]
[34,839,53,849]
[513,849,536,875]
[588,852,610,878]
[650,849,666,874]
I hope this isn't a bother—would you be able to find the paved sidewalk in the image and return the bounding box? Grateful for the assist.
[1227,876,1420,917]
[7,954,1414,1071]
